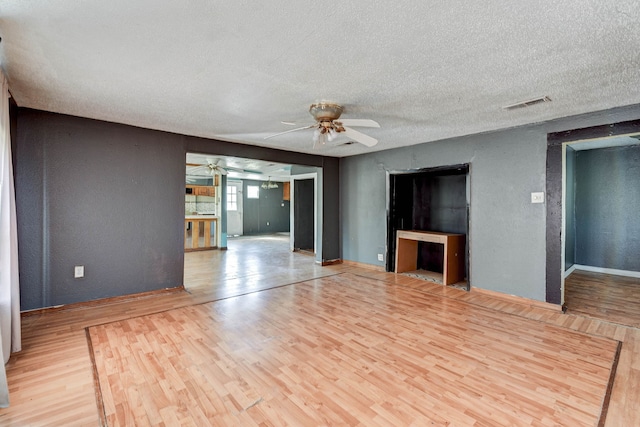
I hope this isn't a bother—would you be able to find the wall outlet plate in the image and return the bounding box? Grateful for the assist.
[74,265,84,278]
[377,253,384,262]
[531,192,545,204]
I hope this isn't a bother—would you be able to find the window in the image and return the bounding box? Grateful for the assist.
[247,185,259,199]
[226,186,237,211]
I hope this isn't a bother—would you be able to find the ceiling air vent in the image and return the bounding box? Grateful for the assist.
[502,96,551,111]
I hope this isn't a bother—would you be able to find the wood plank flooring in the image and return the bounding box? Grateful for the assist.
[565,270,640,328]
[0,236,639,426]
[183,234,335,298]
[90,273,619,426]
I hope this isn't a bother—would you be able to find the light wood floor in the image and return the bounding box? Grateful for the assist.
[1,236,640,426]
[565,269,640,328]
[183,234,333,297]
[91,273,618,426]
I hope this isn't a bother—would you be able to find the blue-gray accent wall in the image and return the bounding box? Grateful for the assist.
[241,179,290,235]
[574,144,640,271]
[565,146,576,271]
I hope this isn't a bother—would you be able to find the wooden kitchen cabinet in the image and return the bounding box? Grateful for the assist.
[186,186,215,197]
[283,182,290,201]
[196,186,215,197]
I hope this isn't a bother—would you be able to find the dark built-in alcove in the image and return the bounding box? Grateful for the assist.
[387,164,469,286]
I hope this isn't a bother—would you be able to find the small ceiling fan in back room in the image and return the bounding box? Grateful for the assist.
[264,103,380,148]
[185,160,227,183]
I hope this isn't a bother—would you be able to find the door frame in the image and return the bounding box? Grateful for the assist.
[547,118,640,306]
[559,133,640,306]
[289,172,317,254]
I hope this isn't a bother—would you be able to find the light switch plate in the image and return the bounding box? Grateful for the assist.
[531,192,545,204]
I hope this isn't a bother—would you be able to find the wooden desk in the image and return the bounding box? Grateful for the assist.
[185,215,218,251]
[395,230,465,285]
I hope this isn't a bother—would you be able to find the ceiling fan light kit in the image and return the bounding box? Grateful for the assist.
[265,102,380,148]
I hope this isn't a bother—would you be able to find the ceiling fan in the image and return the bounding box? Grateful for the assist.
[186,159,267,183]
[264,103,380,148]
[186,159,228,178]
[206,160,228,175]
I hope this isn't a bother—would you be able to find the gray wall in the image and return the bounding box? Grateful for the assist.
[575,144,640,271]
[342,105,640,303]
[15,104,640,308]
[565,146,576,270]
[241,179,290,234]
[341,130,548,301]
[15,110,185,309]
[15,109,339,310]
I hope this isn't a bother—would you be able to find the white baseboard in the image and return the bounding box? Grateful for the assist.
[564,264,576,278]
[573,264,640,279]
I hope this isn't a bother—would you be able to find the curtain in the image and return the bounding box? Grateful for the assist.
[0,70,21,407]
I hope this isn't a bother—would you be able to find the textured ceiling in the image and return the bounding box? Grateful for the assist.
[1,1,640,157]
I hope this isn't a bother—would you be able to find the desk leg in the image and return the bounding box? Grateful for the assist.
[395,238,418,273]
[444,237,465,285]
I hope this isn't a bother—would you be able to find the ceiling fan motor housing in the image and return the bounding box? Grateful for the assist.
[309,103,343,122]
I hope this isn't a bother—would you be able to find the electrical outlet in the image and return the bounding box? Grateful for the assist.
[74,265,84,278]
[531,192,544,204]
[377,253,384,262]
[266,221,270,226]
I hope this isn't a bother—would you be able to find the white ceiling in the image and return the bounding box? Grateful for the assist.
[2,1,640,157]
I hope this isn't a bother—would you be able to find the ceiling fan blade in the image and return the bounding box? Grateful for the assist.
[342,127,378,147]
[264,124,316,139]
[187,165,208,174]
[216,167,228,176]
[338,119,380,128]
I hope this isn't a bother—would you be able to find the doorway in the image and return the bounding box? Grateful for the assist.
[560,133,640,325]
[226,180,243,237]
[387,164,470,288]
[294,178,314,252]
[184,154,325,291]
[290,173,317,255]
